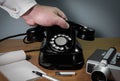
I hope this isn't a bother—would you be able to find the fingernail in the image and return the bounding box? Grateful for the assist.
[66,23,70,29]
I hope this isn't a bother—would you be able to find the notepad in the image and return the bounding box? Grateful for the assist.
[0,50,46,81]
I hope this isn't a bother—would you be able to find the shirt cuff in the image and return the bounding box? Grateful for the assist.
[0,0,37,19]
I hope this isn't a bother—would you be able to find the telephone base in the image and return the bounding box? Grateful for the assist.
[39,43,84,70]
[39,57,84,70]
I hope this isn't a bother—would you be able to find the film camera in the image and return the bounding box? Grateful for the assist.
[86,47,120,81]
[25,21,95,70]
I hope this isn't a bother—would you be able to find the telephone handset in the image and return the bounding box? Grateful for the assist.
[25,21,95,70]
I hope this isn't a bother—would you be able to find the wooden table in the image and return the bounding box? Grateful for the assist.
[0,38,120,81]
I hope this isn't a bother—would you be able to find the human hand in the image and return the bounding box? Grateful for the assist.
[21,4,69,29]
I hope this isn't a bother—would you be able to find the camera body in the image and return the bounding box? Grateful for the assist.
[25,21,95,70]
[86,47,120,81]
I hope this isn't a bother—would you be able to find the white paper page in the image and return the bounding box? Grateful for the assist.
[0,50,46,81]
[0,60,46,81]
[0,50,26,65]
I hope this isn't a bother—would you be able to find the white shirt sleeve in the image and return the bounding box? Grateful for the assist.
[0,0,37,19]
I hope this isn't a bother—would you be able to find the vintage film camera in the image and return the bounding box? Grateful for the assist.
[25,21,95,70]
[86,47,120,81]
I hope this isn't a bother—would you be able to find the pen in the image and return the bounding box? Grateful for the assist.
[32,71,59,81]
[55,72,76,76]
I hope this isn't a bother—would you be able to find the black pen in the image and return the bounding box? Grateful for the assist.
[32,71,59,81]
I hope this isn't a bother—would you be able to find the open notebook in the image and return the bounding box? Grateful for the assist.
[0,50,46,81]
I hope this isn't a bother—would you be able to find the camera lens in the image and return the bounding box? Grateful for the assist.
[92,71,106,81]
[91,65,110,81]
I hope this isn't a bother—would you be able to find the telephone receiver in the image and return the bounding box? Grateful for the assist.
[25,21,95,70]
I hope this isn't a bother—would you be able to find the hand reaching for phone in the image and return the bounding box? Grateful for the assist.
[21,4,69,29]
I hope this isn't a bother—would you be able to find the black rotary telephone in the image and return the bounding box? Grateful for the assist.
[25,21,95,70]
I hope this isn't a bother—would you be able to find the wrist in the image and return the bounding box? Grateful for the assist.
[21,4,37,18]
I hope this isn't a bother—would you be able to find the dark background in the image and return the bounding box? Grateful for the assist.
[0,0,120,39]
